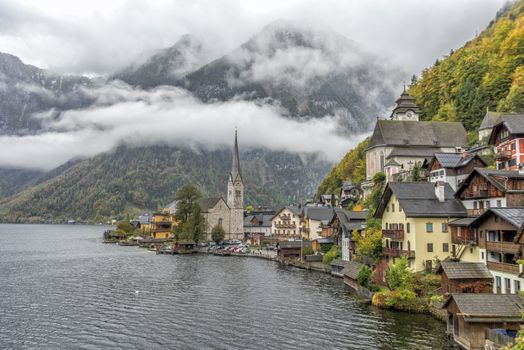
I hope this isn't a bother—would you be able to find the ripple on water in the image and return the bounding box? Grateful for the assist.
[0,224,458,350]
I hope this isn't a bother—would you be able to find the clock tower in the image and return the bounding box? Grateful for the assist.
[390,87,421,121]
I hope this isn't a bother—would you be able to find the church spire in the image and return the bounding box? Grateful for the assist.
[231,129,242,181]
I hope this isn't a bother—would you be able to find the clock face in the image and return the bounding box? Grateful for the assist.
[406,111,414,119]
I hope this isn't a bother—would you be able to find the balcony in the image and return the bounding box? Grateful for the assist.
[486,241,521,254]
[382,229,404,240]
[467,208,486,217]
[495,150,512,160]
[275,223,297,229]
[487,261,520,274]
[451,229,476,245]
[382,247,415,259]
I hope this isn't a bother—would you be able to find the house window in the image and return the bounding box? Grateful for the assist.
[486,201,490,209]
[406,223,410,233]
[218,218,223,226]
[426,223,433,233]
[473,201,478,209]
[442,223,448,233]
[235,190,241,198]
[505,278,511,292]
[496,276,502,289]
[500,130,509,139]
[392,204,395,212]
[512,143,516,150]
[443,243,449,252]
[481,251,485,260]
[515,280,521,293]
[427,243,433,252]
[479,201,484,209]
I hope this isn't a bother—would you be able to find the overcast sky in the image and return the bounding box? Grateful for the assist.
[0,0,506,76]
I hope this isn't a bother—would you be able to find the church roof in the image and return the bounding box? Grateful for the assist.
[369,120,468,149]
[230,130,243,183]
[390,89,421,118]
[479,110,504,131]
[199,197,226,212]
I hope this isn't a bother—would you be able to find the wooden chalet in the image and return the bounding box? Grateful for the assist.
[277,240,311,260]
[455,168,524,217]
[443,293,523,350]
[488,114,524,171]
[424,152,486,191]
[436,261,493,295]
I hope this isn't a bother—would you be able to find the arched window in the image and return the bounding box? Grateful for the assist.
[218,218,223,226]
[379,151,385,171]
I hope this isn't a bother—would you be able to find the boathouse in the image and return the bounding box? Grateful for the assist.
[277,241,311,260]
[442,293,523,350]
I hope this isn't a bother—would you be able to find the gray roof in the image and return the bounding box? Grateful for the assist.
[341,261,364,280]
[369,120,468,149]
[375,182,467,218]
[198,197,223,212]
[471,208,524,231]
[384,158,401,167]
[244,214,273,227]
[331,208,367,236]
[489,114,524,144]
[449,217,476,226]
[438,261,492,280]
[304,207,335,221]
[278,240,311,249]
[479,111,504,131]
[287,206,302,216]
[331,259,349,268]
[433,152,480,169]
[443,293,524,320]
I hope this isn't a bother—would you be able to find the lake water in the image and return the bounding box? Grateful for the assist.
[0,224,457,349]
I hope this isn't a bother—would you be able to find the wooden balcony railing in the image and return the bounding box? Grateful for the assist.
[486,241,521,254]
[382,247,415,259]
[275,223,297,229]
[487,261,520,274]
[451,232,476,245]
[382,229,404,240]
[467,208,486,216]
[495,150,512,160]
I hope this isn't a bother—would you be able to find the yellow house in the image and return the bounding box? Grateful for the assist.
[375,182,467,272]
[148,211,175,239]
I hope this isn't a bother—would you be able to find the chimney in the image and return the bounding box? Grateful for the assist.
[435,182,446,203]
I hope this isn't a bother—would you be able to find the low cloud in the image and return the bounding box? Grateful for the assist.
[0,82,363,170]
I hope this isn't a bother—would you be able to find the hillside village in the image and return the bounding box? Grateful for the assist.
[104,87,524,350]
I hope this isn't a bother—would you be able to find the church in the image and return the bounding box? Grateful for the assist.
[199,131,245,241]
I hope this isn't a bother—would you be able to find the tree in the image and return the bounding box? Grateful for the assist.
[322,245,341,265]
[353,226,383,262]
[174,184,202,223]
[173,183,205,242]
[211,225,225,244]
[411,163,421,182]
[116,221,133,233]
[357,265,373,289]
[386,256,414,291]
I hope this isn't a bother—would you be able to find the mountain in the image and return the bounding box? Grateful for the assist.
[317,0,524,198]
[0,145,329,223]
[111,34,209,88]
[409,0,524,135]
[119,20,400,132]
[0,53,93,135]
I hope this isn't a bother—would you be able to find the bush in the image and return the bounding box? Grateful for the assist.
[386,256,413,290]
[302,246,314,256]
[357,265,372,289]
[372,289,425,312]
[211,225,225,244]
[322,245,341,265]
[116,221,133,233]
[413,273,442,297]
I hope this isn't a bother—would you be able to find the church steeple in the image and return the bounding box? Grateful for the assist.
[230,129,242,182]
[390,88,421,121]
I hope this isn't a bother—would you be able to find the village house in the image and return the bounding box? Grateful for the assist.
[243,209,274,238]
[364,90,468,185]
[329,208,367,261]
[470,208,524,294]
[199,131,245,241]
[339,180,360,207]
[424,152,486,191]
[271,206,303,240]
[303,206,335,241]
[375,182,467,272]
[443,293,523,350]
[455,168,524,217]
[319,194,339,207]
[148,211,174,239]
[488,114,524,171]
[437,261,493,296]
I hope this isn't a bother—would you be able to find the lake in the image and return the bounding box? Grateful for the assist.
[0,224,457,349]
